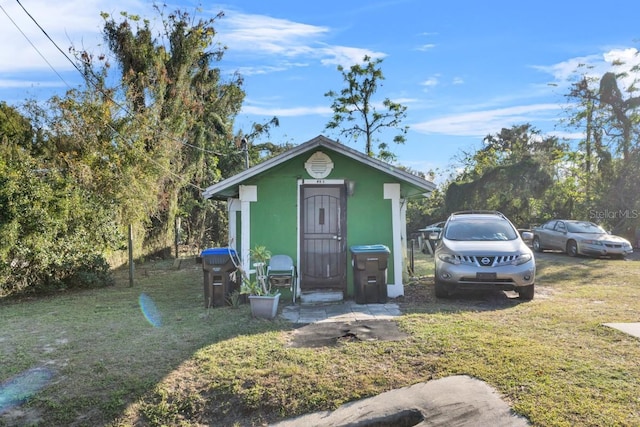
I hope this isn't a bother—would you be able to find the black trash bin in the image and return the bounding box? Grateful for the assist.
[200,248,239,308]
[350,245,390,304]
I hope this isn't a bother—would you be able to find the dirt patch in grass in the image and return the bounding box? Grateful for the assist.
[400,251,583,311]
[399,277,528,313]
[286,320,409,348]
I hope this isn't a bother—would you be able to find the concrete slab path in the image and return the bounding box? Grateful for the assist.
[280,300,402,324]
[275,301,640,426]
[604,322,640,339]
[271,375,530,427]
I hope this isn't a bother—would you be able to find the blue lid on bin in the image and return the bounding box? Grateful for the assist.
[349,244,390,254]
[201,247,237,256]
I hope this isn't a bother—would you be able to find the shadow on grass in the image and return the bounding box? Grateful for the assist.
[0,257,298,426]
[405,251,528,314]
[4,253,638,426]
[401,251,635,315]
[400,280,528,315]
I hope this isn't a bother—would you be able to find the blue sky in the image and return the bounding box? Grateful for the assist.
[1,0,639,180]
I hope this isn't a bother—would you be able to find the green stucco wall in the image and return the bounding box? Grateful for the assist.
[245,148,400,295]
[341,157,394,294]
[248,165,299,259]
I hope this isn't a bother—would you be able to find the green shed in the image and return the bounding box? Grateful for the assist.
[202,135,436,303]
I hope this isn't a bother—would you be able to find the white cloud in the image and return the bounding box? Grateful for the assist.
[0,78,66,89]
[219,12,329,57]
[421,76,439,88]
[318,45,385,68]
[393,97,419,104]
[532,54,602,84]
[533,47,640,92]
[604,48,640,89]
[242,104,332,117]
[417,43,436,51]
[0,0,147,73]
[604,47,640,67]
[234,61,310,76]
[412,104,564,137]
[218,11,384,69]
[549,130,585,140]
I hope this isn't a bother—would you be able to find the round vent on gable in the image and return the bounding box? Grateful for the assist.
[304,151,334,179]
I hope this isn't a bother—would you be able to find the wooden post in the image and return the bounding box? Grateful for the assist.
[128,224,134,287]
[174,217,181,259]
[409,239,415,275]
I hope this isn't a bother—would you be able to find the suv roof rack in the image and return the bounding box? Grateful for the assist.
[450,210,505,217]
[451,209,504,216]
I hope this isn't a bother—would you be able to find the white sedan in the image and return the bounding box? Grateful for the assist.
[532,220,633,259]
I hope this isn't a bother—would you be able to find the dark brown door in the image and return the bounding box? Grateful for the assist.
[300,185,346,290]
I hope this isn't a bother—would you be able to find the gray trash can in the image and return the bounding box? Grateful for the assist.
[350,245,390,304]
[200,248,239,308]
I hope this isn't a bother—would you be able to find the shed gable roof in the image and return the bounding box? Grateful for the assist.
[203,135,436,200]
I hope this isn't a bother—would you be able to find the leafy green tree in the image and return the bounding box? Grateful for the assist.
[598,71,640,161]
[0,6,294,295]
[0,133,116,296]
[562,64,640,237]
[564,74,605,202]
[446,124,564,226]
[325,55,408,160]
[591,71,640,238]
[593,150,640,238]
[446,157,553,226]
[0,102,33,146]
[406,187,446,235]
[98,7,246,249]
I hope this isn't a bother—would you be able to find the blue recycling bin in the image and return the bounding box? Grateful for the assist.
[200,248,239,308]
[350,245,390,304]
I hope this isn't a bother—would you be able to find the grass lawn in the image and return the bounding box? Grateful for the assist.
[2,252,640,426]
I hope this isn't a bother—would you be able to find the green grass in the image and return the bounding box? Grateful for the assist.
[2,253,640,426]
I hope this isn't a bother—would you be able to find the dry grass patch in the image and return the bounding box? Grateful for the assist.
[2,253,640,426]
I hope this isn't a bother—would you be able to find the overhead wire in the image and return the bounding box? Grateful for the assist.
[7,0,204,191]
[8,1,203,191]
[0,2,72,89]
[10,0,246,192]
[14,0,85,78]
[15,0,226,155]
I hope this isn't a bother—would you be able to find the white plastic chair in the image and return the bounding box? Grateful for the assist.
[267,254,297,303]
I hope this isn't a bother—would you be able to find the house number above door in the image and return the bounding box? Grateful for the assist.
[304,151,334,179]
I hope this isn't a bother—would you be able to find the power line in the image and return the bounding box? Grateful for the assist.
[0,2,72,89]
[15,0,85,79]
[9,0,252,192]
[15,0,226,156]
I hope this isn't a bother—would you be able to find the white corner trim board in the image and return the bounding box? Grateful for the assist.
[383,183,404,297]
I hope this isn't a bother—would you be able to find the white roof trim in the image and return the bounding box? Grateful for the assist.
[203,135,436,200]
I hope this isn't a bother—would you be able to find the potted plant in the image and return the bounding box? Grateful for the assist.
[239,245,280,319]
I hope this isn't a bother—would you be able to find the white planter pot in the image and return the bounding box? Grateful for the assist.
[248,294,280,319]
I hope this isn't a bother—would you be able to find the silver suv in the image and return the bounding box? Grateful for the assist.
[433,211,535,300]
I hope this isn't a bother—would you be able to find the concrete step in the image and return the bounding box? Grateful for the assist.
[299,290,344,305]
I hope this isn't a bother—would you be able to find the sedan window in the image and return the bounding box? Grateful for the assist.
[566,222,606,234]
